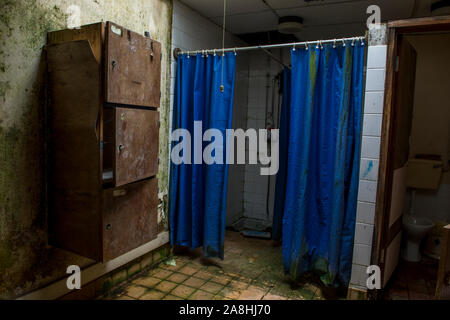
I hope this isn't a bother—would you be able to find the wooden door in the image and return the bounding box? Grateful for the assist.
[435,225,450,299]
[102,178,158,261]
[114,108,159,186]
[380,35,417,287]
[46,39,103,260]
[105,21,161,108]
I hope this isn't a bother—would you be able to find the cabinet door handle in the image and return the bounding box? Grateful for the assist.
[118,144,125,152]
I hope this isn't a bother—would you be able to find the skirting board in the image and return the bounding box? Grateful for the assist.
[17,231,169,300]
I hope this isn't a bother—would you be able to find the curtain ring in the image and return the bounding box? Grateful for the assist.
[187,51,190,58]
[315,41,319,50]
[351,38,355,47]
[361,38,365,46]
[292,43,296,51]
[333,39,336,49]
[305,42,309,50]
[213,49,216,56]
[234,48,237,56]
[342,39,346,47]
[320,40,324,50]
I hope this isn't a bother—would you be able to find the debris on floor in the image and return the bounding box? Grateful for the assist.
[103,231,335,300]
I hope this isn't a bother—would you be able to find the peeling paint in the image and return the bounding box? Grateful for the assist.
[0,0,173,299]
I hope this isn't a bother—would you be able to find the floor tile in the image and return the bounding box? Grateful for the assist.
[163,294,183,300]
[195,270,214,280]
[200,281,224,294]
[189,290,215,300]
[239,286,266,300]
[184,276,207,288]
[171,285,196,299]
[154,281,177,293]
[153,269,173,280]
[125,285,147,299]
[133,276,161,288]
[167,272,189,283]
[178,265,199,276]
[140,290,165,300]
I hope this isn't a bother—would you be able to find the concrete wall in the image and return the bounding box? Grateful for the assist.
[0,0,173,299]
[170,0,248,228]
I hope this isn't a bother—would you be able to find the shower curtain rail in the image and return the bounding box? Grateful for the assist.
[176,35,366,56]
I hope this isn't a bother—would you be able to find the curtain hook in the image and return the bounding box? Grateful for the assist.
[333,39,336,49]
[305,42,309,50]
[293,43,296,51]
[320,40,324,50]
[315,41,319,50]
[187,51,190,58]
[351,38,355,47]
[213,49,216,56]
[342,39,346,47]
[361,37,365,46]
[234,47,237,56]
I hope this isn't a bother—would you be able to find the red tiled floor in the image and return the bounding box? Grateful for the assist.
[104,231,329,300]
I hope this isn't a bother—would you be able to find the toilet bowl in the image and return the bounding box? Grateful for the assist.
[402,215,435,262]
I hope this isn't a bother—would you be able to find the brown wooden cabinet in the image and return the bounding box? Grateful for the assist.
[46,22,161,261]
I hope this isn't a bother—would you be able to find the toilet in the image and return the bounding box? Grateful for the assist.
[402,214,435,262]
[401,158,442,262]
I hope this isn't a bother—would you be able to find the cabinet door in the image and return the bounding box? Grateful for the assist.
[105,21,161,108]
[114,108,159,186]
[102,178,158,261]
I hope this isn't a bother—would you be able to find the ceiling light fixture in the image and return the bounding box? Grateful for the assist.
[278,16,304,34]
[431,0,450,16]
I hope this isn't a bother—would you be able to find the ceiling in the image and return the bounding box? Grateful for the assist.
[179,0,438,41]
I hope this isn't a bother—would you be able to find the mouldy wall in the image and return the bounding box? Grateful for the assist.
[0,0,173,299]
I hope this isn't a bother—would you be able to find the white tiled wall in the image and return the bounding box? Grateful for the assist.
[350,45,387,290]
[240,49,289,230]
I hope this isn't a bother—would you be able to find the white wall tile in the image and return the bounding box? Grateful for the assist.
[367,45,387,69]
[358,180,378,203]
[356,201,376,225]
[362,114,382,137]
[366,69,386,92]
[350,264,368,287]
[354,223,374,246]
[353,244,372,266]
[359,158,379,181]
[364,91,384,114]
[361,136,380,159]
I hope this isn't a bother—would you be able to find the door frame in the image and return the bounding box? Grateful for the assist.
[374,15,450,287]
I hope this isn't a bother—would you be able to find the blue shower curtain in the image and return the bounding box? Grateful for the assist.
[272,67,291,242]
[169,52,236,259]
[281,42,364,287]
